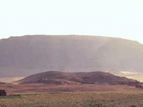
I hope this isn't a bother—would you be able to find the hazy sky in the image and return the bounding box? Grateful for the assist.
[0,0,143,43]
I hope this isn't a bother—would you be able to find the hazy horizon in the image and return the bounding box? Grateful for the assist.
[0,35,142,45]
[0,0,143,43]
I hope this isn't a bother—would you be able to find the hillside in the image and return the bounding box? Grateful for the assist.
[0,35,143,77]
[18,71,140,85]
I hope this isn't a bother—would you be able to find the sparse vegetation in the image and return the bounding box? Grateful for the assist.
[1,91,143,107]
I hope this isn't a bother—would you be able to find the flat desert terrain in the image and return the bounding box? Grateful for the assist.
[0,84,143,107]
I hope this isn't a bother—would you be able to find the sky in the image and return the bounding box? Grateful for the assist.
[0,0,143,43]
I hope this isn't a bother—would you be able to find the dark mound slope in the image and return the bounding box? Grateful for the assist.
[18,71,140,85]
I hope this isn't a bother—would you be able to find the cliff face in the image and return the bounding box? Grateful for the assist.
[0,35,143,77]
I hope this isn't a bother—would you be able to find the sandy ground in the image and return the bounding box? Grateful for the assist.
[0,83,142,95]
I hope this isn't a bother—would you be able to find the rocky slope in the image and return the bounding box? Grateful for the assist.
[18,71,140,85]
